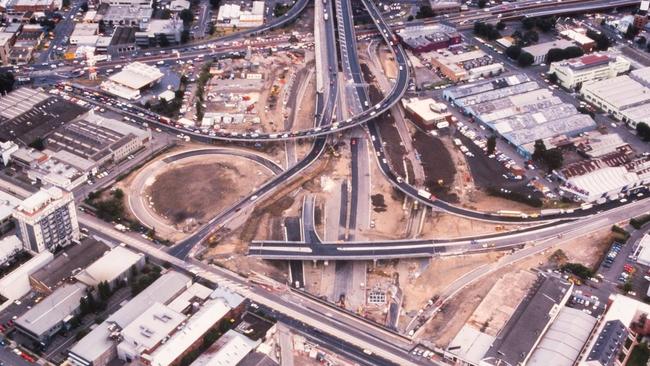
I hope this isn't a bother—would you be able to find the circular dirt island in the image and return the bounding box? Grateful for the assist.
[130,150,277,240]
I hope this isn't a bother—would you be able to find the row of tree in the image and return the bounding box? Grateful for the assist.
[546,46,584,63]
[473,21,501,41]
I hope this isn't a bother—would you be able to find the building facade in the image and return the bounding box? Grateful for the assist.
[13,187,80,253]
[549,53,631,90]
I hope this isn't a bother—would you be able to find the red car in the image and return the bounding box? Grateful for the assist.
[21,353,35,363]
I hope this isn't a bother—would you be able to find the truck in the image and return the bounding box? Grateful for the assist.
[417,189,432,200]
[114,224,127,232]
[540,208,563,216]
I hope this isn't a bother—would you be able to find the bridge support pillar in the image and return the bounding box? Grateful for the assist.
[312,260,317,267]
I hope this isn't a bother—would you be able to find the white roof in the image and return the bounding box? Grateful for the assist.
[567,166,638,199]
[251,1,264,15]
[148,299,234,366]
[119,302,186,353]
[74,245,143,286]
[0,235,22,263]
[582,75,650,110]
[403,97,447,123]
[636,234,650,266]
[17,186,64,215]
[190,330,260,366]
[167,282,213,313]
[0,251,53,300]
[447,325,495,364]
[16,282,87,336]
[108,62,164,90]
[528,307,597,366]
[522,39,575,57]
[69,271,191,364]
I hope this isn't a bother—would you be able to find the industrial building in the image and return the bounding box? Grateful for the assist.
[134,19,182,48]
[0,250,53,301]
[521,39,575,65]
[443,74,597,158]
[0,0,61,12]
[189,330,260,366]
[402,97,450,130]
[46,111,152,169]
[15,282,87,346]
[482,275,573,366]
[577,295,647,366]
[216,1,265,28]
[548,53,631,90]
[67,271,192,366]
[98,0,152,8]
[29,239,110,294]
[13,186,80,253]
[74,244,145,288]
[527,307,597,366]
[396,24,461,53]
[0,88,87,146]
[100,62,164,100]
[559,29,596,52]
[581,68,650,128]
[428,49,504,82]
[139,287,245,366]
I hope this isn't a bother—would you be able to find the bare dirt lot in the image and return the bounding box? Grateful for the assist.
[412,130,458,202]
[147,157,272,225]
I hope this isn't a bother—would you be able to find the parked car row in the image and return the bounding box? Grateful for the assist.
[603,242,624,268]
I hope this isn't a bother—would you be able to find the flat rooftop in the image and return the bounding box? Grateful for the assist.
[582,75,650,110]
[15,282,87,337]
[482,274,572,366]
[30,239,110,292]
[107,62,163,90]
[0,90,87,146]
[74,244,143,287]
[119,302,185,354]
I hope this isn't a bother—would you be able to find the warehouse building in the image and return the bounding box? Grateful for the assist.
[428,49,504,82]
[15,282,87,346]
[141,287,245,366]
[402,97,450,130]
[548,53,631,90]
[134,19,182,48]
[522,39,575,65]
[67,271,192,366]
[0,250,53,301]
[189,329,260,366]
[527,307,597,366]
[482,275,573,366]
[559,29,596,52]
[396,24,461,53]
[100,61,164,100]
[29,239,110,294]
[444,74,597,158]
[74,244,144,288]
[581,73,650,127]
[46,111,152,169]
[216,1,264,28]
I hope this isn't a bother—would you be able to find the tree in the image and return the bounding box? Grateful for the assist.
[505,45,521,60]
[548,72,558,84]
[477,0,487,8]
[587,29,611,51]
[62,0,70,7]
[546,47,565,63]
[522,30,539,45]
[564,46,584,59]
[415,5,435,19]
[496,21,506,31]
[532,139,547,161]
[80,2,88,11]
[517,51,534,67]
[625,24,639,40]
[0,71,16,94]
[158,33,170,47]
[28,137,45,151]
[522,17,536,30]
[637,122,650,141]
[407,15,414,22]
[112,188,124,199]
[181,29,190,43]
[160,8,172,19]
[561,263,593,280]
[544,149,563,171]
[638,36,647,46]
[486,135,497,155]
[208,0,219,8]
[179,9,193,26]
[98,281,111,301]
